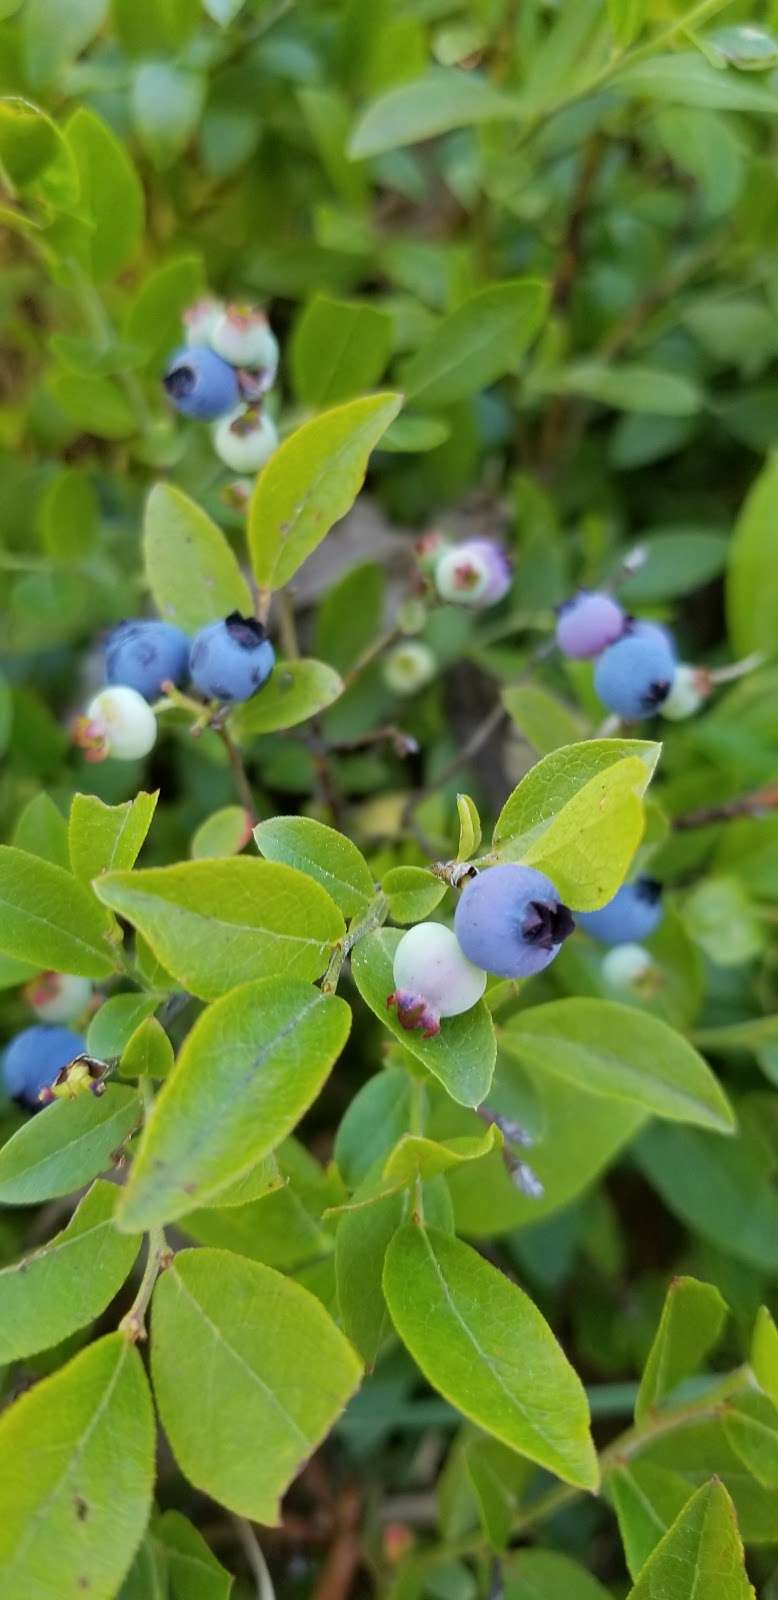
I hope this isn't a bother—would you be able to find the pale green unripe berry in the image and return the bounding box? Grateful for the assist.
[212,406,278,473]
[183,296,225,347]
[601,942,654,990]
[85,687,158,760]
[661,664,706,721]
[389,922,486,1035]
[383,641,436,695]
[210,305,279,376]
[26,972,92,1024]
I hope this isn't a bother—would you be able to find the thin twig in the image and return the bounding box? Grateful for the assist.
[673,782,778,830]
[231,1516,276,1600]
[217,723,258,827]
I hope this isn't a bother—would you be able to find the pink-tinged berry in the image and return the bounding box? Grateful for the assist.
[25,972,92,1024]
[183,296,225,347]
[74,686,157,762]
[555,590,626,659]
[212,404,278,473]
[434,538,512,609]
[387,923,486,1037]
[210,304,279,386]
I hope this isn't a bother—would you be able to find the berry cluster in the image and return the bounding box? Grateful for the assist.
[554,589,712,724]
[578,876,665,995]
[74,612,275,761]
[164,298,279,474]
[387,864,574,1037]
[2,969,93,1109]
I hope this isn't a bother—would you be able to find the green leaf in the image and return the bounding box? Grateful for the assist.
[491,739,660,911]
[502,684,586,757]
[254,815,374,917]
[610,1462,694,1581]
[625,1478,755,1599]
[21,0,106,88]
[247,392,402,590]
[124,255,204,368]
[0,1333,154,1600]
[620,529,729,605]
[192,805,250,859]
[351,928,495,1108]
[65,107,144,280]
[87,993,160,1060]
[0,1085,140,1206]
[0,1179,139,1363]
[48,370,137,439]
[636,1124,778,1273]
[37,468,98,562]
[151,1248,362,1520]
[349,69,520,158]
[607,0,647,46]
[314,561,385,675]
[118,1535,166,1600]
[334,1067,414,1188]
[614,51,778,113]
[380,413,451,452]
[69,790,158,880]
[335,1176,405,1365]
[119,1015,174,1080]
[131,61,205,169]
[292,295,393,407]
[455,794,481,861]
[0,845,117,978]
[117,977,351,1230]
[382,865,446,924]
[553,362,702,416]
[143,482,252,634]
[206,1152,282,1210]
[501,1000,734,1133]
[232,658,344,735]
[12,792,69,867]
[504,1549,611,1599]
[383,1126,500,1187]
[636,1277,728,1422]
[401,280,548,409]
[465,1436,531,1553]
[723,1392,778,1488]
[384,1223,598,1489]
[709,24,778,71]
[94,858,344,1001]
[154,1509,234,1599]
[726,454,778,657]
[0,96,78,199]
[752,1306,778,1407]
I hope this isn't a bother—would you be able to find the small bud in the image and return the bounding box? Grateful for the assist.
[414,528,450,576]
[383,641,436,695]
[39,1053,108,1105]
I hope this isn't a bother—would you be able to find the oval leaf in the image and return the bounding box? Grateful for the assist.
[232,658,344,735]
[143,482,252,633]
[118,977,351,1231]
[0,845,117,978]
[401,280,548,409]
[383,1223,599,1490]
[254,815,375,917]
[151,1248,362,1521]
[626,1478,754,1599]
[0,1085,141,1206]
[94,858,345,1000]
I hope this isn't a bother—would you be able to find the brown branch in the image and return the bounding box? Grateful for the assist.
[310,1485,362,1600]
[673,782,778,830]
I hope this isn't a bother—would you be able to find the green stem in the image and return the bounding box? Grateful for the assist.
[321,892,389,995]
[119,1081,171,1341]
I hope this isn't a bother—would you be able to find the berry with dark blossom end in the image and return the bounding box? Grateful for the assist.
[454,864,575,979]
[189,612,276,703]
[387,923,486,1038]
[212,404,278,473]
[594,620,676,719]
[105,619,190,703]
[25,972,92,1024]
[577,877,663,945]
[163,345,240,421]
[555,590,626,659]
[434,538,512,609]
[2,1024,86,1108]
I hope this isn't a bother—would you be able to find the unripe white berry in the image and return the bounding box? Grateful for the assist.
[183,296,225,347]
[25,972,92,1023]
[389,922,486,1036]
[212,405,278,473]
[661,664,706,721]
[601,943,654,990]
[210,305,279,379]
[84,686,158,761]
[383,641,436,695]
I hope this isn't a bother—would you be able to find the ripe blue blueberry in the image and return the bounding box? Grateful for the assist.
[105,619,190,702]
[556,590,626,659]
[2,1024,86,1108]
[454,864,574,979]
[388,923,486,1037]
[594,620,676,719]
[189,612,276,703]
[163,345,240,421]
[577,877,663,945]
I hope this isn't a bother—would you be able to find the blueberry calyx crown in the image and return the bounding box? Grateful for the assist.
[521,899,575,951]
[387,990,440,1038]
[635,876,662,906]
[163,360,197,400]
[640,679,673,711]
[224,612,268,651]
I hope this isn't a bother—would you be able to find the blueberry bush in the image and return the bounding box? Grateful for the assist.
[1,2,778,1596]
